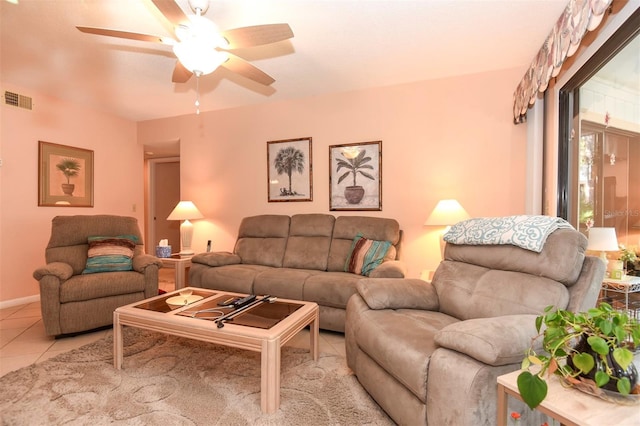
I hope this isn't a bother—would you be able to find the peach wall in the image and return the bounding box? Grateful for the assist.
[139,68,528,278]
[0,83,143,305]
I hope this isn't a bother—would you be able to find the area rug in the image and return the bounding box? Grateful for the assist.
[0,328,393,425]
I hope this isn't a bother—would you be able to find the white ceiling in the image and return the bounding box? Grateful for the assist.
[1,0,572,123]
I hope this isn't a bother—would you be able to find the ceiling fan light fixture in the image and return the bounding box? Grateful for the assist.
[173,43,228,75]
[175,15,228,49]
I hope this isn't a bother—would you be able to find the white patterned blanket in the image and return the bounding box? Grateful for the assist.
[443,215,574,253]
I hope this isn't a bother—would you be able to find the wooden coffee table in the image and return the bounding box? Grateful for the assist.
[113,287,319,414]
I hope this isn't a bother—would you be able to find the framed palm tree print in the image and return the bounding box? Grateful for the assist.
[38,141,94,207]
[267,137,313,202]
[329,141,382,211]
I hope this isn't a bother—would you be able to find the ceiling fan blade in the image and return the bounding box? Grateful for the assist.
[222,55,275,86]
[151,0,190,28]
[222,24,294,49]
[76,27,170,44]
[172,61,193,83]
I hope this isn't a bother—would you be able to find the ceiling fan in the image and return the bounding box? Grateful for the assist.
[76,0,293,86]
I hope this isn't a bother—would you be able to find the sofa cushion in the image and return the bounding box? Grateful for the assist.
[282,214,335,270]
[253,268,322,300]
[190,263,271,294]
[60,271,146,303]
[234,215,290,267]
[327,216,400,272]
[345,234,392,276]
[82,235,136,274]
[304,272,363,309]
[433,261,570,321]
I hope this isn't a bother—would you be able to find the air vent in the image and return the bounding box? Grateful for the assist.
[4,91,32,110]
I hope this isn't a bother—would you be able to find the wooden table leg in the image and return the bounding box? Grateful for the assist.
[113,311,123,370]
[261,338,281,413]
[310,310,319,361]
[497,382,508,426]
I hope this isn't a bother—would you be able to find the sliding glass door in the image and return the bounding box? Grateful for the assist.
[558,10,639,247]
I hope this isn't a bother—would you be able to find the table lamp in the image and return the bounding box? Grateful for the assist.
[424,199,470,259]
[167,201,204,256]
[587,227,619,268]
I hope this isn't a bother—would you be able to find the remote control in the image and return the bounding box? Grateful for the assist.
[232,294,256,309]
[217,297,238,307]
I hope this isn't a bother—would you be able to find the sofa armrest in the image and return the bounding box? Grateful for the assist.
[33,262,73,282]
[192,251,242,267]
[369,260,407,278]
[356,278,439,310]
[132,254,163,273]
[434,315,542,366]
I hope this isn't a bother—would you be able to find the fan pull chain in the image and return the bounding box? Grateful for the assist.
[195,73,201,115]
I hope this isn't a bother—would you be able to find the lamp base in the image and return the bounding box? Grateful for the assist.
[178,250,195,257]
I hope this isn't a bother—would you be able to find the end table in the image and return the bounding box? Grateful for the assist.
[601,275,640,314]
[497,370,640,426]
[159,255,192,289]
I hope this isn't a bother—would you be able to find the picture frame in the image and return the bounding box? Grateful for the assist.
[329,141,382,211]
[267,137,313,202]
[38,141,94,207]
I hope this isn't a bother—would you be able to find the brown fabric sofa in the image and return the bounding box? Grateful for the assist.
[33,215,162,337]
[345,228,605,425]
[189,213,406,332]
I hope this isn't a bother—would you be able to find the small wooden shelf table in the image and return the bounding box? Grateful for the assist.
[159,255,192,289]
[497,370,640,426]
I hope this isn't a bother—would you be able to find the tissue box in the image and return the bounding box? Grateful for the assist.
[156,246,172,258]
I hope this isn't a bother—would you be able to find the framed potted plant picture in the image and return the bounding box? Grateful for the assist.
[267,137,313,202]
[329,141,382,211]
[38,141,94,207]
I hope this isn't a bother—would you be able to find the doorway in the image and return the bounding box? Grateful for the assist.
[148,158,181,254]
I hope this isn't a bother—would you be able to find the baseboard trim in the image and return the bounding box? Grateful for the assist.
[0,294,40,310]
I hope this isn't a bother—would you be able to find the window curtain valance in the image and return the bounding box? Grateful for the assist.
[513,0,613,124]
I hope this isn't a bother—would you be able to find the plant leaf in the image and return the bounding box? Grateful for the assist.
[594,371,610,387]
[528,355,543,365]
[612,347,633,370]
[613,325,627,344]
[535,315,543,332]
[358,171,375,180]
[587,335,609,356]
[336,171,351,184]
[617,377,631,395]
[571,353,595,374]
[517,371,548,410]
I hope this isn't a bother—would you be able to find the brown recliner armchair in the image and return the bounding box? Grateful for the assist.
[33,215,162,337]
[345,227,605,425]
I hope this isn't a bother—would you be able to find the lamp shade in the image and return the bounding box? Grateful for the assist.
[424,199,470,226]
[167,201,204,221]
[587,227,619,251]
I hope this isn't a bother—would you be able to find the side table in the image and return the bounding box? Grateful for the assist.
[497,370,640,426]
[601,275,640,315]
[159,255,192,289]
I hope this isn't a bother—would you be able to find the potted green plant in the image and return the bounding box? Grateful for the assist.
[336,149,374,204]
[619,245,638,276]
[517,303,640,409]
[56,158,81,196]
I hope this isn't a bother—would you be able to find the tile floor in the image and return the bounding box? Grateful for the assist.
[0,269,346,378]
